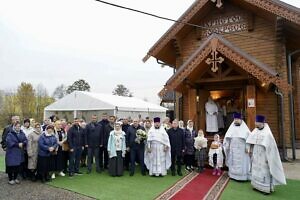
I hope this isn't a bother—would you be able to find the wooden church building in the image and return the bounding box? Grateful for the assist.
[144,0,300,154]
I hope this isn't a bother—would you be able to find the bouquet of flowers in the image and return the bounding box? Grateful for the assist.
[210,142,220,149]
[194,137,207,149]
[135,129,147,144]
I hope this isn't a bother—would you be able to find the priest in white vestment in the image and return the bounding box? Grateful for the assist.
[223,113,251,181]
[205,96,219,133]
[246,115,286,194]
[144,117,171,176]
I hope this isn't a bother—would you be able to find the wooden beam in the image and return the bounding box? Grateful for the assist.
[247,13,255,32]
[222,66,234,77]
[196,79,248,91]
[188,89,197,126]
[195,27,202,41]
[172,38,181,56]
[198,89,210,130]
[184,78,198,88]
[197,75,248,83]
[275,16,285,42]
[246,85,256,130]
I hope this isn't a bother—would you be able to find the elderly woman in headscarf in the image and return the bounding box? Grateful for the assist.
[107,122,126,177]
[5,122,27,185]
[184,120,197,171]
[194,129,207,173]
[27,123,42,181]
[37,125,58,183]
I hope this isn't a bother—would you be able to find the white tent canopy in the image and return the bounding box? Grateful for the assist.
[44,91,167,122]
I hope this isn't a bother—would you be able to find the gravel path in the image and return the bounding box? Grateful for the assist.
[0,172,95,200]
[0,148,95,200]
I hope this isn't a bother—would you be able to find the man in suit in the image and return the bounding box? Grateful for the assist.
[167,119,185,176]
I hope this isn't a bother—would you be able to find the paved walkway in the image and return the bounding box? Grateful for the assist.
[0,172,95,200]
[283,149,300,180]
[283,162,300,180]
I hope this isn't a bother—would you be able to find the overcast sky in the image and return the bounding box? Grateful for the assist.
[0,0,299,104]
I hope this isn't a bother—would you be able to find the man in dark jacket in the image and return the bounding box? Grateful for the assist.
[85,115,102,173]
[122,118,130,170]
[100,115,115,170]
[126,118,146,176]
[1,116,20,151]
[167,119,185,176]
[67,118,84,176]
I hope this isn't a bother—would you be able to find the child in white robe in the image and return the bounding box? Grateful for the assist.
[209,134,223,176]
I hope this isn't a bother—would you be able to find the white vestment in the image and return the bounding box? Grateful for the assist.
[223,121,251,180]
[144,126,171,176]
[246,124,286,193]
[208,141,223,168]
[205,101,218,132]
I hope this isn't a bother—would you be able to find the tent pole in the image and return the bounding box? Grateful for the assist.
[74,110,77,119]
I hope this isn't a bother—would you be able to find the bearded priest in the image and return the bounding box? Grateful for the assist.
[247,115,286,194]
[144,117,171,176]
[223,113,251,181]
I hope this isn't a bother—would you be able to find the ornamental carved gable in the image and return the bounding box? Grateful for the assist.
[166,34,291,93]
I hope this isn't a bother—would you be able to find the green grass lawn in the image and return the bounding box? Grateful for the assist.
[2,153,298,200]
[49,168,184,200]
[0,155,5,172]
[0,155,184,200]
[221,179,300,200]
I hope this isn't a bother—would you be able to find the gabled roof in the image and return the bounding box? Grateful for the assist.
[165,33,291,93]
[143,0,300,63]
[45,91,167,112]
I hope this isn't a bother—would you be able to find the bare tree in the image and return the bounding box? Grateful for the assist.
[52,84,67,99]
[35,84,55,122]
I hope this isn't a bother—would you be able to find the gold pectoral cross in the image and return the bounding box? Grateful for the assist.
[205,51,224,72]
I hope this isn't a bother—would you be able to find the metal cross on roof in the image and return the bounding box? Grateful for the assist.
[205,51,224,72]
[211,0,223,8]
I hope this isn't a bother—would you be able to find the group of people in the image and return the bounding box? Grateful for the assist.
[1,112,286,195]
[222,113,286,194]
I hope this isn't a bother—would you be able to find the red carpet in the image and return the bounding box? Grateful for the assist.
[170,169,223,200]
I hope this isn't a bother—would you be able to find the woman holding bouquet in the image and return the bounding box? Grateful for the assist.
[107,122,126,177]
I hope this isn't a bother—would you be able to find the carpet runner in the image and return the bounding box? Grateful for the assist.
[155,169,229,200]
